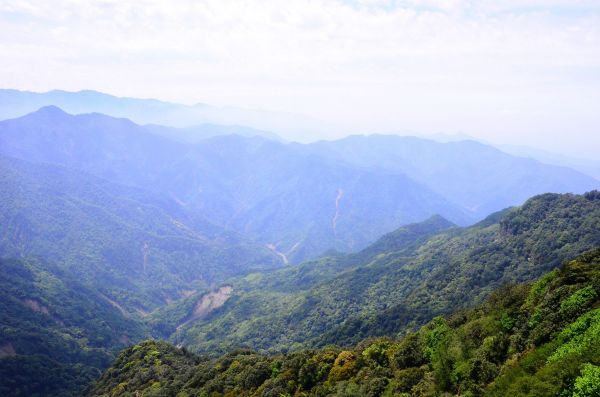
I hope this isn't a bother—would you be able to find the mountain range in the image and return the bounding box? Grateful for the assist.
[3,189,600,396]
[1,105,597,264]
[0,88,319,141]
[0,155,282,313]
[1,94,600,396]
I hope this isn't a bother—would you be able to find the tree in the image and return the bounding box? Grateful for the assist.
[573,364,600,397]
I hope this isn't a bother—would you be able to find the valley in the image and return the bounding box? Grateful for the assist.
[0,100,598,397]
[3,2,600,395]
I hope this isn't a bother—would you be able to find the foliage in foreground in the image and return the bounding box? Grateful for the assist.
[90,249,600,396]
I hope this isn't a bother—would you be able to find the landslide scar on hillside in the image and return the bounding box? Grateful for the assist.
[177,285,233,330]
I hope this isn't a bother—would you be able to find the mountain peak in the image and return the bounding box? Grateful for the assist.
[32,105,69,117]
[424,214,456,228]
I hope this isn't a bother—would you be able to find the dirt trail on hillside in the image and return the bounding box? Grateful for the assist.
[267,244,289,265]
[332,188,344,234]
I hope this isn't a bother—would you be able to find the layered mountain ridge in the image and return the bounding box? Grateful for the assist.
[1,106,597,264]
[1,100,600,396]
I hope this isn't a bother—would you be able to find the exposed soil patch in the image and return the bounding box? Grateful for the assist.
[23,299,49,315]
[119,335,131,346]
[177,286,233,330]
[0,342,16,358]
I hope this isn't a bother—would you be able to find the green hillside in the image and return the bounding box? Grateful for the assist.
[3,107,597,264]
[88,248,600,396]
[1,143,599,397]
[0,257,150,397]
[0,154,281,395]
[174,191,600,354]
[0,108,472,264]
[0,155,281,313]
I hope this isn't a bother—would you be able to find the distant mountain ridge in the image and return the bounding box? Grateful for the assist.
[144,123,282,143]
[0,106,599,395]
[499,143,600,180]
[0,107,472,263]
[1,106,598,262]
[301,134,600,218]
[0,88,318,141]
[0,154,282,313]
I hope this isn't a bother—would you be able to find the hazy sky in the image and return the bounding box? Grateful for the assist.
[1,0,599,156]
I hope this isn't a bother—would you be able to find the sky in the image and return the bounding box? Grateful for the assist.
[0,0,599,157]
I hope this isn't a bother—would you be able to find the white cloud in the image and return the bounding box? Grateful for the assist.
[0,0,599,155]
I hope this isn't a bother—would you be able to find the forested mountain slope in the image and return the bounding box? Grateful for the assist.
[0,257,150,397]
[303,134,600,219]
[0,155,281,313]
[174,191,600,354]
[0,107,470,263]
[2,107,598,263]
[89,248,600,397]
[146,215,456,337]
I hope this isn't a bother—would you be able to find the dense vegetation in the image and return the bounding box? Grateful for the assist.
[89,248,600,396]
[174,191,600,353]
[2,188,599,396]
[1,105,599,396]
[0,155,281,314]
[2,106,597,263]
[0,107,471,263]
[0,257,150,396]
[0,154,275,396]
